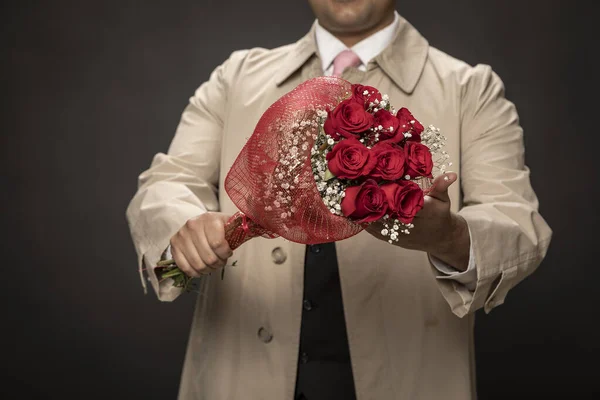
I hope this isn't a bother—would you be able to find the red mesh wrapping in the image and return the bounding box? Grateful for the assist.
[223,77,362,245]
[223,211,275,250]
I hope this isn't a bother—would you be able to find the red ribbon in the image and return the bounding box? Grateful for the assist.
[241,213,250,235]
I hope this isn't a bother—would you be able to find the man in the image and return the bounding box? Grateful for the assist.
[126,1,552,398]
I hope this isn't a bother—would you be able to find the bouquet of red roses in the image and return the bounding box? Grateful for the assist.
[155,77,449,289]
[311,84,449,243]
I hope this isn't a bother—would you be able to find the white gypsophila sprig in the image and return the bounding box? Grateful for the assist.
[263,108,322,228]
[310,112,346,216]
[376,214,416,241]
[420,124,451,177]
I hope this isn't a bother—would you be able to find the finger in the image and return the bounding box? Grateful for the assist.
[181,233,207,274]
[413,196,437,218]
[191,226,226,270]
[426,172,457,203]
[170,244,201,278]
[218,213,235,228]
[204,217,233,261]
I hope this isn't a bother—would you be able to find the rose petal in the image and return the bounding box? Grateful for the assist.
[340,185,361,217]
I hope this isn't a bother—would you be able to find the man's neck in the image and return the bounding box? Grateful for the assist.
[331,12,395,48]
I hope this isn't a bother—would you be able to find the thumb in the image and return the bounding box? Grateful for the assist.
[216,212,236,228]
[425,172,457,203]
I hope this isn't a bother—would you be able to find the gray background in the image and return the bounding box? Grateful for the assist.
[3,0,598,398]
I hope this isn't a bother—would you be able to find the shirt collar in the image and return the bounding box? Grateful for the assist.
[315,11,400,72]
[274,12,429,94]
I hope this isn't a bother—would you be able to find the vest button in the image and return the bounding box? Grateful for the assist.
[303,299,313,311]
[257,327,273,343]
[310,244,321,253]
[271,247,287,264]
[300,352,309,364]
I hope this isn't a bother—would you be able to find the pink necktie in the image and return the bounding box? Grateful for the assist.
[331,49,361,77]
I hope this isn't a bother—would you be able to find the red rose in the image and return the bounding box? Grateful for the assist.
[351,84,383,108]
[323,99,374,140]
[396,107,424,142]
[404,141,433,178]
[370,142,405,181]
[374,109,402,142]
[341,179,388,223]
[381,181,424,223]
[326,138,376,179]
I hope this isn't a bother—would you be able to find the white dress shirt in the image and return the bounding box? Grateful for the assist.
[315,12,478,290]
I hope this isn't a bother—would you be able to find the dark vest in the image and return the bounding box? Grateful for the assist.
[294,243,357,400]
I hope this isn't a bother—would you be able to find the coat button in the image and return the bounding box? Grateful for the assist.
[257,327,273,343]
[271,247,287,264]
[310,244,321,253]
[300,352,309,364]
[303,299,313,311]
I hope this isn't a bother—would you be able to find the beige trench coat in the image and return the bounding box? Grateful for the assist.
[126,15,552,400]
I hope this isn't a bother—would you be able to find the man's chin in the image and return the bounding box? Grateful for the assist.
[324,16,372,34]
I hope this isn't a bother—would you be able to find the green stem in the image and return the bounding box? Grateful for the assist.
[160,268,183,279]
[157,259,176,267]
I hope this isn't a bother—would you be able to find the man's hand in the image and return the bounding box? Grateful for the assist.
[365,172,471,271]
[170,212,233,277]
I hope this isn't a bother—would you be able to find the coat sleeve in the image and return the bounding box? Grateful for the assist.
[125,50,248,302]
[432,64,552,317]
